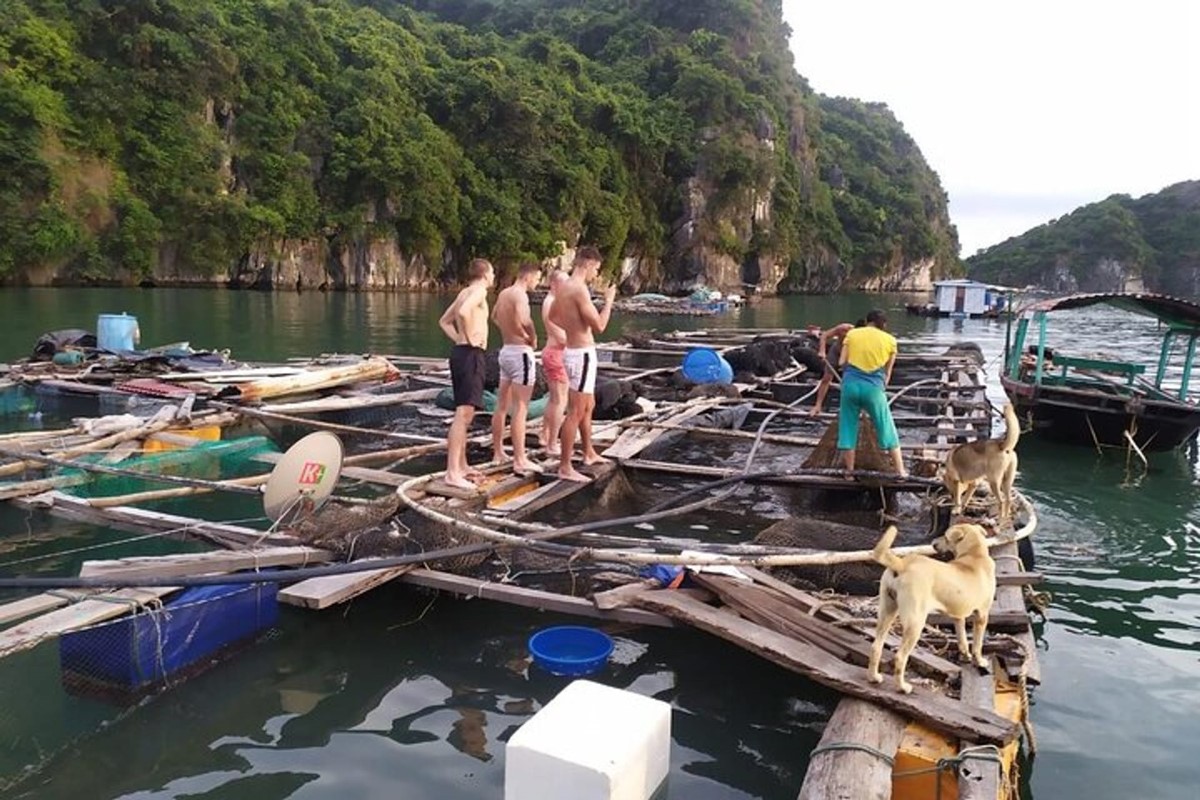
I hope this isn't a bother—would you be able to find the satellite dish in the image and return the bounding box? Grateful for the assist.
[263,431,344,524]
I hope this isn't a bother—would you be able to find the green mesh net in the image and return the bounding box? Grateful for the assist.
[55,436,279,498]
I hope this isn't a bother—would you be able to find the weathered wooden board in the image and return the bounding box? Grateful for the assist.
[798,698,907,800]
[79,546,330,580]
[0,587,178,659]
[491,462,618,521]
[634,590,1017,746]
[992,542,1041,685]
[957,658,1001,800]
[398,568,675,628]
[602,402,716,460]
[0,592,93,626]
[279,564,413,609]
[741,567,962,681]
[622,458,939,489]
[253,451,410,488]
[15,492,291,549]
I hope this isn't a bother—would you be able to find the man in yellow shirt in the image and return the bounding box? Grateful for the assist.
[837,309,907,477]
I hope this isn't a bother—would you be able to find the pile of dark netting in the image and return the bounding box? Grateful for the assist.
[803,416,895,473]
[723,334,824,381]
[752,516,936,595]
[289,494,494,572]
[285,475,641,593]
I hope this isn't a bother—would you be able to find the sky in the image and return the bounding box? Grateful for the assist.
[780,0,1200,256]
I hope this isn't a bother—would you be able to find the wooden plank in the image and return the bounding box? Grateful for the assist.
[252,451,410,488]
[423,479,484,500]
[602,402,716,460]
[634,591,1017,746]
[279,565,413,609]
[622,458,940,489]
[79,546,331,580]
[957,660,1001,799]
[258,387,441,414]
[738,569,961,682]
[0,592,93,626]
[993,542,1041,685]
[398,568,675,628]
[692,575,861,664]
[0,587,178,659]
[13,492,292,549]
[798,698,907,800]
[495,462,618,521]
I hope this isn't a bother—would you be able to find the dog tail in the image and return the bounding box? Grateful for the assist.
[871,525,907,573]
[1001,403,1020,452]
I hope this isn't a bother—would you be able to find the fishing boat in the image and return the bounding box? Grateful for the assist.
[1002,292,1200,451]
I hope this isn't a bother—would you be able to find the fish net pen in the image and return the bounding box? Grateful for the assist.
[53,582,279,706]
[52,436,279,499]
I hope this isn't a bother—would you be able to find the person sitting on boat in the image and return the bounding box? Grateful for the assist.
[491,262,545,477]
[809,319,864,417]
[539,269,570,457]
[438,258,495,490]
[837,309,907,478]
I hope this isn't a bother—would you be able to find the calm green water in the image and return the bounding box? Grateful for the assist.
[1,288,1198,799]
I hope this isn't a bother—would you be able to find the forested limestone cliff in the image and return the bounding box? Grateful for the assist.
[967,181,1200,297]
[1,0,961,292]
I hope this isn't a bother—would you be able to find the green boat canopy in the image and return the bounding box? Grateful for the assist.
[1026,292,1200,332]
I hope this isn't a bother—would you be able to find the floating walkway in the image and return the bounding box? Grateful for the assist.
[0,326,1040,800]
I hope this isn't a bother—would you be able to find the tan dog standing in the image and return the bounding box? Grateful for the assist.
[943,403,1020,520]
[866,523,996,694]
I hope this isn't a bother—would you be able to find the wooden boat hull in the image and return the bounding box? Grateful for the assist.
[1002,376,1200,451]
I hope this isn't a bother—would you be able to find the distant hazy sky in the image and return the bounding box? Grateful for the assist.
[781,0,1200,256]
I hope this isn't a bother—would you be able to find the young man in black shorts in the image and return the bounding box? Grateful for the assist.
[438,258,495,489]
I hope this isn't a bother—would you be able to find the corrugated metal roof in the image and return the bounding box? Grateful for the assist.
[1026,292,1200,330]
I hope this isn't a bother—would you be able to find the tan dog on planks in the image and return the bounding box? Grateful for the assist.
[866,523,996,694]
[943,403,1020,520]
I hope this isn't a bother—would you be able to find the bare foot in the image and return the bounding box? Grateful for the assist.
[558,466,591,483]
[808,407,822,418]
[513,461,544,476]
[582,452,609,465]
[444,475,476,490]
[544,445,561,457]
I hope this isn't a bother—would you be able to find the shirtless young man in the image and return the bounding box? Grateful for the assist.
[547,245,617,482]
[490,262,543,476]
[538,269,569,456]
[438,258,495,489]
[809,320,862,417]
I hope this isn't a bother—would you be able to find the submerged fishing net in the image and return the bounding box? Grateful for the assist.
[55,436,278,498]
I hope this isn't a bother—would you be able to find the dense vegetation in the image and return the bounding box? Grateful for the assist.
[0,0,959,288]
[967,181,1200,295]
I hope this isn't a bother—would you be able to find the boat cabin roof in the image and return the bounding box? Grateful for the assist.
[1026,292,1200,333]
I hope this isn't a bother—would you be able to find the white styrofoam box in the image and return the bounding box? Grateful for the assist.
[505,679,671,800]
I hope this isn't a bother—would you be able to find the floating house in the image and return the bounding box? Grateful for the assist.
[906,279,1009,319]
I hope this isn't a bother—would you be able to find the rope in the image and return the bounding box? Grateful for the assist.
[809,741,895,766]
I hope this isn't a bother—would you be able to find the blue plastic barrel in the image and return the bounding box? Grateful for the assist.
[97,313,139,352]
[681,347,733,385]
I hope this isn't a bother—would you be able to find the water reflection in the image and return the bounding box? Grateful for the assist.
[1,590,832,800]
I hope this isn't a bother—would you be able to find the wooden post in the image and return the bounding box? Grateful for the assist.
[798,699,906,800]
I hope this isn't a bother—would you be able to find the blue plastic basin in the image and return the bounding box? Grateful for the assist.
[528,626,614,676]
[681,347,733,385]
